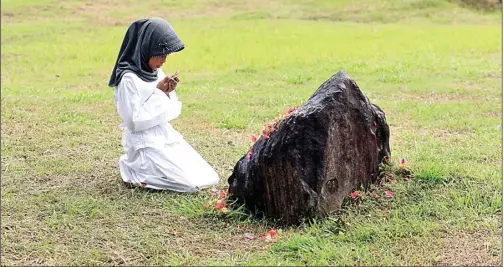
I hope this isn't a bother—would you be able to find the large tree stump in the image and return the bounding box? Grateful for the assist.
[227,71,391,225]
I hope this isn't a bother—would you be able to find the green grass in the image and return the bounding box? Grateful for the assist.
[1,0,502,265]
[1,0,55,9]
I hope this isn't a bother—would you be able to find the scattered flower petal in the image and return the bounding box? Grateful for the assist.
[400,158,407,165]
[244,233,255,240]
[219,190,227,200]
[351,191,359,200]
[215,200,225,210]
[209,187,219,196]
[205,188,231,213]
[256,106,299,142]
[140,183,147,188]
[268,229,278,237]
[251,135,257,143]
[385,190,393,198]
[259,229,280,243]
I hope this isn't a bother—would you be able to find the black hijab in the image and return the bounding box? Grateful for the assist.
[108,18,185,87]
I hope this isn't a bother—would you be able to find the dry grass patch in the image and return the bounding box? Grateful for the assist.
[434,230,502,266]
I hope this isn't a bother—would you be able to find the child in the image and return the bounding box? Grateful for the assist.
[108,18,219,192]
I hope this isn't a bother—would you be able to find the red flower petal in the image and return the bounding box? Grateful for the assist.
[385,190,393,198]
[268,229,278,237]
[140,183,147,188]
[251,135,258,143]
[215,200,225,210]
[351,191,359,200]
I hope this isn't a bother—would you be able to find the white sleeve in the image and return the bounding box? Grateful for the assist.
[116,75,182,132]
[163,92,182,122]
[154,69,182,121]
[167,90,179,101]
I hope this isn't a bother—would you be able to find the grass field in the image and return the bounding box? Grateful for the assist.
[1,0,502,265]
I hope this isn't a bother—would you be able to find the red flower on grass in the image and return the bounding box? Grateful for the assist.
[215,199,225,210]
[205,189,230,213]
[268,229,278,237]
[260,229,280,242]
[219,190,227,200]
[385,190,393,198]
[351,191,359,200]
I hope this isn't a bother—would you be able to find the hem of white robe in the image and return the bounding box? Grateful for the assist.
[118,140,219,193]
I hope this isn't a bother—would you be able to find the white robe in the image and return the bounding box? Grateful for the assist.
[114,69,219,192]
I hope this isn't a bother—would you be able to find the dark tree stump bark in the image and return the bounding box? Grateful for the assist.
[227,71,391,225]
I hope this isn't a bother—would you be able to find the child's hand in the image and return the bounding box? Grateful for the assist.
[166,71,180,94]
[156,77,171,92]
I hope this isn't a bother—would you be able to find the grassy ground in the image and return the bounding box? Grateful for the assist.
[1,0,502,265]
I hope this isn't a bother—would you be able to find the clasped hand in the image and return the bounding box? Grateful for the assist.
[157,71,179,97]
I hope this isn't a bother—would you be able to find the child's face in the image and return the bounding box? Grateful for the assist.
[148,56,167,70]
